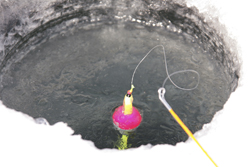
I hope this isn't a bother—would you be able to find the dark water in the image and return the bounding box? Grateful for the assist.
[0,0,239,149]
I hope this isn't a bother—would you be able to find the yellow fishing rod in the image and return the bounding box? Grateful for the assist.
[158,87,218,167]
[129,45,218,166]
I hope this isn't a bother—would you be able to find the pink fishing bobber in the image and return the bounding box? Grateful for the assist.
[112,105,142,130]
[112,85,142,130]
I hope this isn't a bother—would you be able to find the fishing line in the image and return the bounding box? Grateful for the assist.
[131,44,200,90]
[130,45,217,167]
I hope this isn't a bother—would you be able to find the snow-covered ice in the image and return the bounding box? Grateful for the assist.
[0,0,249,167]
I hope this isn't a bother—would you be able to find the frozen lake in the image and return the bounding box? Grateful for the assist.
[0,0,249,166]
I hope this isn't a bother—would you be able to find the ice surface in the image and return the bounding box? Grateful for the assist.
[0,0,250,167]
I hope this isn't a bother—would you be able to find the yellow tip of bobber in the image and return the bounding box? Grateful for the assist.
[130,85,135,92]
[127,85,135,95]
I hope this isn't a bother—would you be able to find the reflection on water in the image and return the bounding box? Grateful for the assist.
[0,0,239,149]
